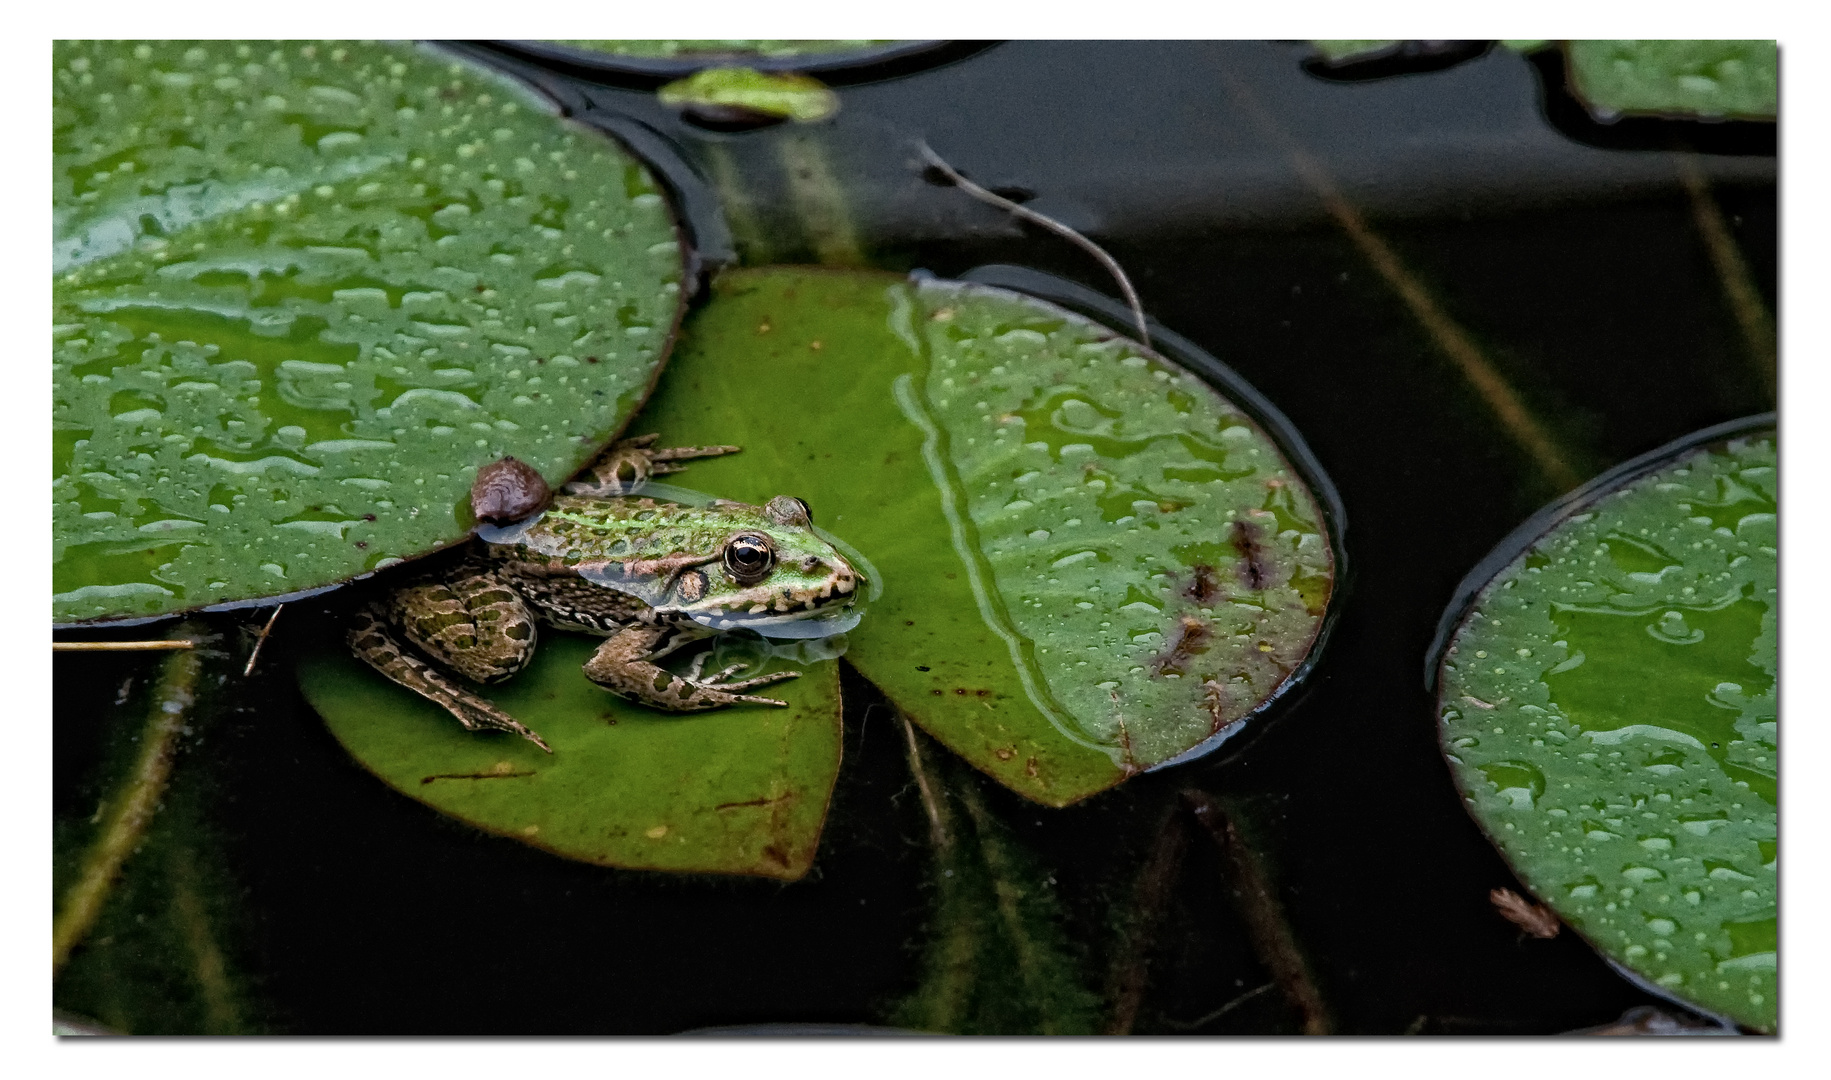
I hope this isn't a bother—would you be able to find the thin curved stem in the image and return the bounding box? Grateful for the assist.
[916,140,1151,349]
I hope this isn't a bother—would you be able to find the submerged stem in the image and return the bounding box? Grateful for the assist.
[1183,789,1333,1035]
[53,623,205,976]
[900,712,951,852]
[1102,806,1192,1034]
[1674,151,1777,399]
[1218,70,1580,492]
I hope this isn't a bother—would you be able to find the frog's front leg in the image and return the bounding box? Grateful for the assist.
[349,606,552,753]
[582,625,800,711]
[563,433,742,496]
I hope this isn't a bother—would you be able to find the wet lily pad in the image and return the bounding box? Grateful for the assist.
[635,268,1336,806]
[1563,40,1777,121]
[298,631,842,879]
[1432,417,1776,1031]
[53,40,686,624]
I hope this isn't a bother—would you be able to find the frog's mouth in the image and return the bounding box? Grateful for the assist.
[691,607,862,640]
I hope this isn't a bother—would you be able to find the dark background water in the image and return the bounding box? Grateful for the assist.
[54,40,1776,1034]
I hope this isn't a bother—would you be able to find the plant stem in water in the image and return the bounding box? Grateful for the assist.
[1184,789,1333,1035]
[1219,69,1580,492]
[53,623,205,976]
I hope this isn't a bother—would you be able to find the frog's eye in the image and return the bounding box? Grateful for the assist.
[723,534,776,584]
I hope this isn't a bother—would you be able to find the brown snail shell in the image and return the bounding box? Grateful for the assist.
[470,456,552,525]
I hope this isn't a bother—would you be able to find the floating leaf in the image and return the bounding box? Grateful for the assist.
[634,268,1336,806]
[1434,418,1776,1031]
[1309,41,1402,63]
[53,40,686,624]
[299,630,842,879]
[1563,40,1777,121]
[657,68,839,123]
[553,40,892,61]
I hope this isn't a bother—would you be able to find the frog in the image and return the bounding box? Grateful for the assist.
[348,435,863,753]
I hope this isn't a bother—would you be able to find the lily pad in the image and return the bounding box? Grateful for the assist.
[1563,40,1777,121]
[552,41,892,61]
[53,40,686,624]
[1432,416,1777,1031]
[298,630,842,879]
[658,68,839,123]
[633,268,1337,806]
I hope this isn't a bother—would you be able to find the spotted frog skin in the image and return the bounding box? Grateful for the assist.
[349,437,862,752]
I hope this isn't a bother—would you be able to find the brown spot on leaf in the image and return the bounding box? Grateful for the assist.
[1185,564,1222,605]
[1153,615,1213,676]
[1231,517,1273,590]
[471,456,551,525]
[1025,756,1039,778]
[994,747,1015,761]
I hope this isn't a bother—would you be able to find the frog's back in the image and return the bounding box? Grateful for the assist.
[491,496,754,565]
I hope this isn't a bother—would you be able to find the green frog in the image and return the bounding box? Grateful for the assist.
[349,436,863,752]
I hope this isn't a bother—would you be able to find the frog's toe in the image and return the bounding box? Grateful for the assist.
[707,668,800,693]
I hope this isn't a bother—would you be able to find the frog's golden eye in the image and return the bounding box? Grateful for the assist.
[723,534,776,584]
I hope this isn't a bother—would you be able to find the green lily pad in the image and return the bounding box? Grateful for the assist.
[299,631,842,879]
[658,68,839,123]
[1564,40,1777,120]
[634,268,1336,806]
[1434,417,1776,1031]
[53,40,686,624]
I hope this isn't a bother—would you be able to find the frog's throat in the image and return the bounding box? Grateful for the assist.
[693,607,863,640]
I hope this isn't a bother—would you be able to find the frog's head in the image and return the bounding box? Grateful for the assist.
[679,495,864,639]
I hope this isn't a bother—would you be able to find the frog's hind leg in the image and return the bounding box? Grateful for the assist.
[563,433,742,496]
[349,606,552,753]
[392,567,540,684]
[582,625,800,711]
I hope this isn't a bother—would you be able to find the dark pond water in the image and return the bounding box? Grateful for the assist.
[54,40,1776,1035]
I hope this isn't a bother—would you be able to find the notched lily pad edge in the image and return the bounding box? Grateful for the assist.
[53,43,703,631]
[1425,410,1777,1032]
[952,264,1350,771]
[1424,411,1777,692]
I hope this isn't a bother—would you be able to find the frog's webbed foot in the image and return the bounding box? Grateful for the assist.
[682,651,801,701]
[349,605,553,753]
[583,626,799,711]
[564,433,742,497]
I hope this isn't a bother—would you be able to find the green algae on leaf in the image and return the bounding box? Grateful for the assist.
[298,629,842,879]
[53,41,686,624]
[1434,419,1776,1031]
[633,268,1336,806]
[1563,41,1777,120]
